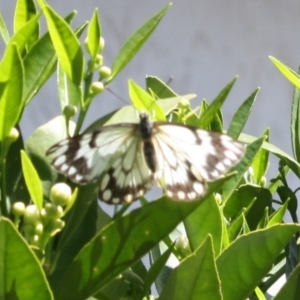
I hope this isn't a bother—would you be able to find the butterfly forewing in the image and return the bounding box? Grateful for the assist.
[47,113,245,204]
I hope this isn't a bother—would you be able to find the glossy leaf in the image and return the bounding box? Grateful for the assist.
[54,197,205,299]
[128,79,165,120]
[108,4,172,82]
[217,224,299,300]
[43,6,83,85]
[273,263,300,300]
[0,12,10,44]
[199,76,237,128]
[184,195,223,255]
[291,69,300,163]
[160,236,222,300]
[14,0,38,47]
[227,88,259,139]
[270,56,300,90]
[0,44,24,143]
[0,218,53,299]
[20,150,43,210]
[87,9,101,61]
[222,136,266,202]
[146,75,177,98]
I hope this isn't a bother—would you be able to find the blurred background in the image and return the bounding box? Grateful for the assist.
[1,0,299,295]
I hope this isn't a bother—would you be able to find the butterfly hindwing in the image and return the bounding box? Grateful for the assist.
[151,123,245,200]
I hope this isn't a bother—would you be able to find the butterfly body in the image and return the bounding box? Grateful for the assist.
[47,113,245,204]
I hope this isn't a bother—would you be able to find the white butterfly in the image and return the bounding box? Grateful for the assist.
[46,112,245,204]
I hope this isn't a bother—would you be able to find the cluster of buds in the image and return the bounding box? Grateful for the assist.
[12,182,73,252]
[84,36,112,97]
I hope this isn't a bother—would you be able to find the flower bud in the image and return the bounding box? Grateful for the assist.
[24,205,40,225]
[12,202,25,217]
[99,66,111,79]
[178,98,190,109]
[63,105,77,118]
[90,81,104,95]
[95,54,103,66]
[43,203,63,220]
[8,127,19,143]
[175,235,191,259]
[50,183,72,207]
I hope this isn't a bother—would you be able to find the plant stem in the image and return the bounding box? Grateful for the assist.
[0,156,8,217]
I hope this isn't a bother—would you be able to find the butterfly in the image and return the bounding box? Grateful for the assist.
[46,112,245,204]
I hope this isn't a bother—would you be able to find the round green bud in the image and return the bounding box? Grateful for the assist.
[215,193,222,205]
[8,127,19,143]
[95,54,103,66]
[35,223,44,236]
[50,182,72,207]
[43,203,63,220]
[90,81,104,95]
[24,205,40,225]
[99,37,105,52]
[12,202,25,217]
[63,105,77,118]
[260,176,267,187]
[178,98,190,109]
[99,66,112,79]
[175,236,191,259]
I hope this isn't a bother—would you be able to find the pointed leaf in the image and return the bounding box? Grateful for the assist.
[0,44,24,142]
[54,197,205,299]
[160,236,222,300]
[21,150,43,210]
[43,6,83,85]
[217,224,299,300]
[227,88,259,139]
[199,77,237,128]
[108,4,172,82]
[87,9,101,61]
[0,218,53,299]
[273,263,300,300]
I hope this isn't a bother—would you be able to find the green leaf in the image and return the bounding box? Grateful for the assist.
[222,136,266,202]
[0,44,24,143]
[57,63,83,109]
[23,12,77,104]
[87,8,101,61]
[128,79,165,120]
[20,150,43,210]
[199,76,237,128]
[273,263,300,300]
[160,236,222,300]
[0,218,53,299]
[14,0,38,47]
[5,128,30,204]
[0,12,10,44]
[224,185,272,230]
[227,88,259,139]
[54,197,204,299]
[108,4,172,82]
[217,224,299,300]
[43,6,83,85]
[184,195,223,255]
[267,200,289,227]
[240,133,300,178]
[251,128,269,184]
[142,244,174,297]
[291,70,300,163]
[146,75,177,98]
[269,56,300,89]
